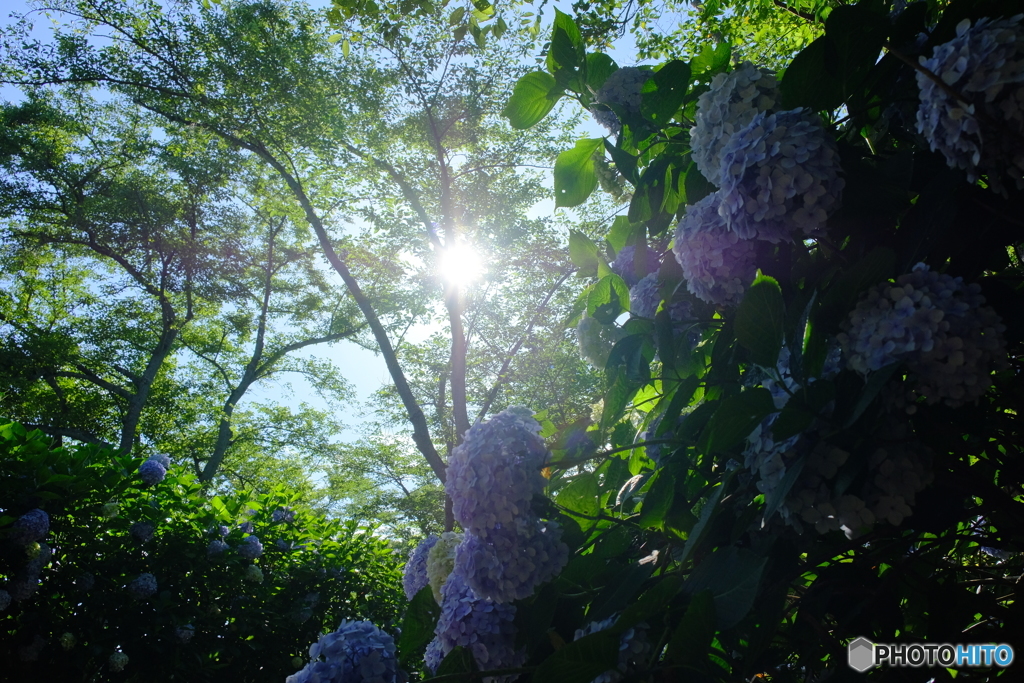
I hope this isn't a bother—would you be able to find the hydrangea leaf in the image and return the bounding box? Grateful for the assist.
[568,230,601,277]
[397,587,440,667]
[735,274,785,367]
[546,9,585,91]
[699,388,775,455]
[554,137,604,207]
[664,590,715,668]
[503,71,561,129]
[690,41,731,77]
[640,59,690,124]
[556,472,600,532]
[762,454,805,523]
[637,468,675,530]
[585,52,618,93]
[587,273,630,323]
[532,630,619,683]
[683,546,766,629]
[435,645,478,677]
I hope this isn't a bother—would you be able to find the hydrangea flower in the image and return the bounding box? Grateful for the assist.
[0,590,10,611]
[916,16,1024,194]
[130,522,155,543]
[61,632,76,650]
[10,508,49,544]
[838,263,1008,406]
[609,244,661,287]
[574,615,653,683]
[672,191,758,305]
[691,62,780,181]
[138,458,166,486]
[127,572,157,599]
[454,520,567,603]
[109,651,129,672]
[176,625,195,644]
[148,453,171,468]
[403,534,438,600]
[287,620,398,683]
[244,565,264,583]
[576,315,625,368]
[591,67,652,134]
[207,539,229,558]
[237,535,264,559]
[718,108,844,242]
[8,575,39,601]
[101,502,119,519]
[429,573,521,678]
[238,521,254,534]
[629,272,661,319]
[273,507,296,523]
[426,532,463,603]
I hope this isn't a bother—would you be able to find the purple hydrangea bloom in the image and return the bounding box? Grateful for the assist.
[672,192,758,305]
[403,535,438,600]
[691,62,780,182]
[591,66,653,134]
[138,459,166,486]
[130,522,155,543]
[272,507,296,523]
[718,108,844,242]
[176,625,195,644]
[838,263,1008,406]
[916,16,1024,194]
[287,620,397,683]
[238,521,254,534]
[10,509,49,545]
[629,273,661,319]
[148,453,171,469]
[424,637,445,673]
[574,615,653,683]
[237,535,264,560]
[207,539,229,558]
[429,573,521,676]
[609,244,661,287]
[127,572,157,599]
[454,520,568,603]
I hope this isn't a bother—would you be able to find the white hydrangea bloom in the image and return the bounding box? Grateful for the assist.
[916,15,1024,194]
[672,191,758,305]
[591,67,652,134]
[576,315,626,368]
[691,62,780,182]
[109,651,129,672]
[425,532,463,604]
[718,108,844,242]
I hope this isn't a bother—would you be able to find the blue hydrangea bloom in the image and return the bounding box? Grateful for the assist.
[454,520,567,603]
[591,67,652,134]
[609,244,661,287]
[0,590,10,611]
[176,625,195,644]
[429,573,521,677]
[838,263,1008,406]
[130,522,154,543]
[691,62,780,182]
[718,108,844,242]
[138,459,166,486]
[207,539,229,558]
[672,192,758,306]
[574,615,652,683]
[916,15,1024,194]
[237,535,264,560]
[10,509,49,544]
[403,534,438,600]
[287,620,398,683]
[629,273,661,319]
[148,453,171,468]
[127,572,157,599]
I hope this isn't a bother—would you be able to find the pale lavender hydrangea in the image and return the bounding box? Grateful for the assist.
[148,453,171,469]
[238,521,254,534]
[429,572,521,677]
[629,273,661,319]
[237,535,264,560]
[424,636,445,673]
[287,620,397,683]
[916,15,1024,194]
[127,572,157,599]
[574,615,653,683]
[718,108,844,242]
[130,522,155,543]
[403,534,438,600]
[8,576,39,601]
[10,509,49,544]
[138,459,166,486]
[609,244,661,287]
[272,507,296,523]
[838,263,1008,406]
[691,62,780,182]
[591,67,652,134]
[672,191,758,305]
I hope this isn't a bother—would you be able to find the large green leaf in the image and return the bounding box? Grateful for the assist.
[735,274,784,367]
[587,273,630,324]
[554,137,604,207]
[398,587,440,667]
[699,388,775,454]
[637,469,676,530]
[547,9,585,90]
[503,71,561,129]
[556,472,600,531]
[435,646,478,678]
[664,590,716,667]
[568,230,602,277]
[532,630,619,683]
[640,60,690,124]
[683,546,766,628]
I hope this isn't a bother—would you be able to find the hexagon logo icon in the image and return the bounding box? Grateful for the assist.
[848,637,876,672]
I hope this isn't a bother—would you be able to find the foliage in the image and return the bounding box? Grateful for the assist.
[0,422,403,681]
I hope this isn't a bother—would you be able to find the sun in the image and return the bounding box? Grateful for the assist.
[437,241,485,287]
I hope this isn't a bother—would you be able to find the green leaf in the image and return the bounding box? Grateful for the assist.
[503,71,561,130]
[700,388,775,454]
[637,469,676,530]
[691,41,731,76]
[606,216,635,253]
[435,646,478,678]
[449,6,465,25]
[735,274,784,367]
[844,361,901,428]
[678,479,725,565]
[398,587,440,667]
[547,9,585,88]
[586,52,618,92]
[556,473,600,530]
[327,33,343,43]
[587,273,630,324]
[683,546,766,628]
[762,454,805,523]
[665,590,716,666]
[640,60,690,124]
[554,137,604,207]
[682,161,715,206]
[569,230,601,277]
[532,630,619,683]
